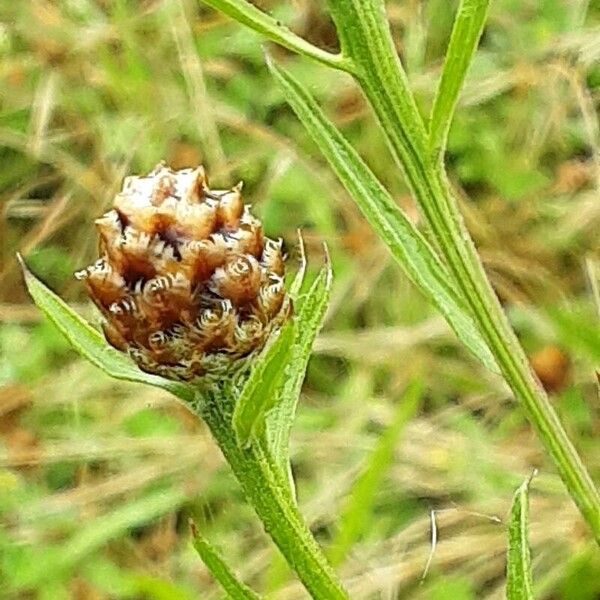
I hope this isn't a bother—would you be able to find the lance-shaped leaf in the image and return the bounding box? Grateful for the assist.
[506,474,535,600]
[429,0,491,158]
[190,521,262,600]
[267,260,333,477]
[266,57,498,374]
[233,321,297,447]
[19,256,195,404]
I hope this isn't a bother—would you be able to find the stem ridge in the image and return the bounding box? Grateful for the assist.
[198,388,350,600]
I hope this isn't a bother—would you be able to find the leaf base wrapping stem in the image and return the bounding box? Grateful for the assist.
[194,388,349,600]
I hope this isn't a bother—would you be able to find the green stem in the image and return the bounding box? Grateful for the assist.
[199,0,356,74]
[326,0,600,543]
[195,389,349,600]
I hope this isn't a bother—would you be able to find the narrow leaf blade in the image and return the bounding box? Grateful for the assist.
[190,521,262,600]
[266,58,498,374]
[19,257,194,403]
[429,0,491,157]
[506,475,535,600]
[233,321,297,447]
[267,261,333,473]
[330,380,423,564]
[199,0,352,72]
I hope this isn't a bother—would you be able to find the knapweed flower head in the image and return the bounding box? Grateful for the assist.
[76,162,290,381]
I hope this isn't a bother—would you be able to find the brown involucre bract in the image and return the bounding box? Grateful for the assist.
[76,162,290,381]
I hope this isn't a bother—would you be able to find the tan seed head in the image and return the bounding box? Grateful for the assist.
[76,162,290,381]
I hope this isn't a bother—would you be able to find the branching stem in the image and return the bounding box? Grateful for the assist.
[326,0,600,543]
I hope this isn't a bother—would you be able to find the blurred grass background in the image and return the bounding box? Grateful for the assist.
[1,0,599,598]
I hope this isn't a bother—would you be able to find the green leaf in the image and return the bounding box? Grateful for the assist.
[330,380,422,565]
[19,256,195,404]
[327,0,600,545]
[201,391,350,600]
[190,521,262,600]
[267,260,333,475]
[233,321,297,447]
[429,0,491,158]
[199,0,354,72]
[266,57,498,374]
[506,474,535,600]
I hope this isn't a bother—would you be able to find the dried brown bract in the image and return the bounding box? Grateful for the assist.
[76,162,290,381]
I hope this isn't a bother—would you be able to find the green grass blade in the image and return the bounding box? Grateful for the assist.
[506,475,536,600]
[64,488,187,569]
[19,256,195,403]
[330,380,423,565]
[266,57,498,374]
[267,261,333,475]
[190,521,262,600]
[199,0,354,73]
[233,321,297,447]
[429,0,491,159]
[15,487,187,587]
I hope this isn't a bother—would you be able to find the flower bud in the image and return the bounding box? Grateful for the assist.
[76,162,290,381]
